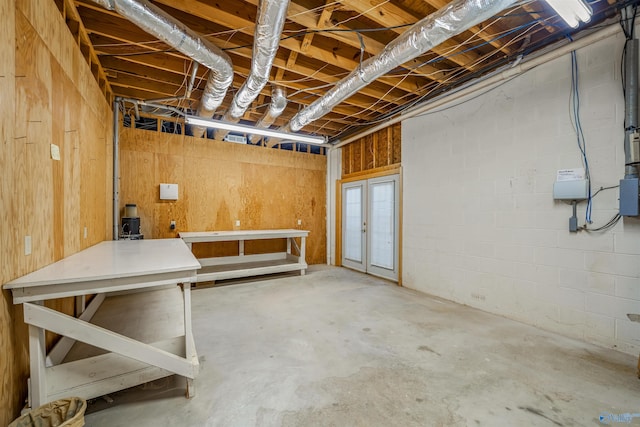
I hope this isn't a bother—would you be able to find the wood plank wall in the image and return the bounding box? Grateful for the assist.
[119,127,327,264]
[342,123,401,176]
[0,0,113,423]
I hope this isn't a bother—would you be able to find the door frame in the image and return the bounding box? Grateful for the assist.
[336,165,402,285]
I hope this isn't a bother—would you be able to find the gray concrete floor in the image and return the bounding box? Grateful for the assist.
[85,265,640,426]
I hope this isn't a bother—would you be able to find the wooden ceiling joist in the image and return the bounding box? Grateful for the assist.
[68,0,613,140]
[146,0,429,93]
[80,4,422,105]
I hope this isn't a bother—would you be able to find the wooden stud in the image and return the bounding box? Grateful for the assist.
[300,33,314,53]
[372,133,378,170]
[65,18,80,40]
[387,126,393,166]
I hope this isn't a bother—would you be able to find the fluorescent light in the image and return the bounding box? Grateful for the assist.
[184,116,327,145]
[545,0,592,28]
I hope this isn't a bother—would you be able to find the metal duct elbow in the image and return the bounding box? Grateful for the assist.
[250,86,287,144]
[217,0,290,141]
[91,0,233,138]
[287,0,516,132]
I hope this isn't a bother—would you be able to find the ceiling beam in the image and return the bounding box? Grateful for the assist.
[87,28,414,110]
[338,0,483,69]
[93,34,407,118]
[248,0,449,80]
[147,0,429,93]
[79,3,422,104]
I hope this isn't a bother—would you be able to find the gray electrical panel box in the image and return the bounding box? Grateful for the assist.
[619,178,639,216]
[553,179,589,200]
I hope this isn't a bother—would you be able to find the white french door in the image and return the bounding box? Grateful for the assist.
[342,181,367,272]
[341,174,399,281]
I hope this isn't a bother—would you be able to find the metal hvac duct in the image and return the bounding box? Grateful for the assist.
[250,86,287,144]
[285,0,517,133]
[216,0,290,141]
[90,0,233,138]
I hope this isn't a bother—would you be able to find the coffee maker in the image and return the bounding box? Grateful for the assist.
[121,204,144,240]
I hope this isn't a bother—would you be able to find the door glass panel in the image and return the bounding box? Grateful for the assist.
[344,186,363,262]
[369,181,394,270]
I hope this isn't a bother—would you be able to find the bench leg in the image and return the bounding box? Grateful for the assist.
[186,378,195,398]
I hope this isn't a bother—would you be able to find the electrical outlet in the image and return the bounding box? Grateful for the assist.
[24,236,32,256]
[297,219,302,225]
[170,220,176,230]
[235,220,240,227]
[83,227,88,239]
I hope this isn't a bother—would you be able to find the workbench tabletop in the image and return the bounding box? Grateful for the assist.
[179,229,309,240]
[4,239,200,289]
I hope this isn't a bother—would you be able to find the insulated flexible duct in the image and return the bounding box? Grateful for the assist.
[285,0,516,133]
[250,86,287,144]
[217,0,290,141]
[91,0,233,138]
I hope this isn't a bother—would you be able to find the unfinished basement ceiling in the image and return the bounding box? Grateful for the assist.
[74,0,622,141]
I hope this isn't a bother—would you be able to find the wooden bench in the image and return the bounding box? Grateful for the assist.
[3,239,200,409]
[179,229,309,283]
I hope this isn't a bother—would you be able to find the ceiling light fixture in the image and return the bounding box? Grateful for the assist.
[184,116,327,145]
[545,0,592,28]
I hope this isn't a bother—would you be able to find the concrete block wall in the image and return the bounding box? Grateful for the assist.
[402,27,640,355]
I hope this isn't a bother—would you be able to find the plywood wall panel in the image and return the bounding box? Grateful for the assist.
[1,4,113,423]
[0,0,17,422]
[79,111,110,248]
[15,15,55,274]
[52,70,66,261]
[119,128,326,264]
[119,149,155,236]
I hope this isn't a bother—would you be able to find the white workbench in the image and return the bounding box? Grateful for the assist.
[179,229,309,282]
[3,239,201,409]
